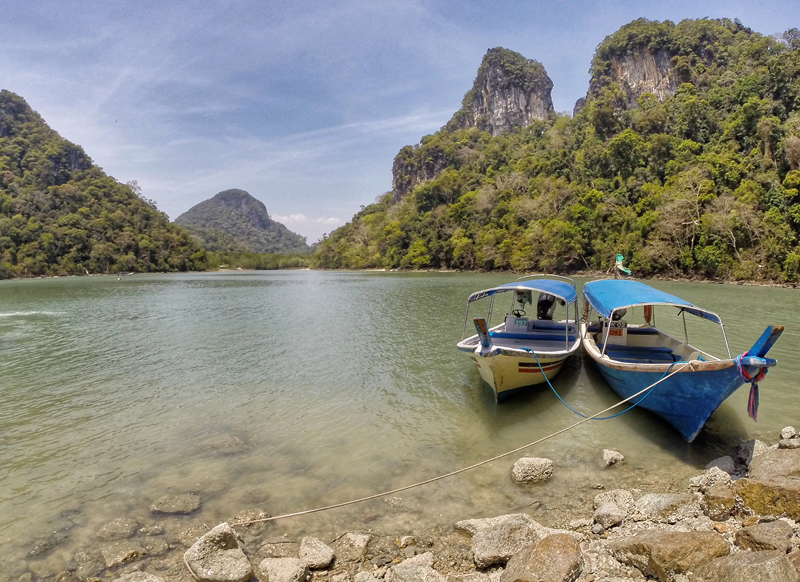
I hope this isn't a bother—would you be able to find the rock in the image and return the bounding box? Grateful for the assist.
[143,538,170,556]
[591,523,604,535]
[594,503,625,529]
[781,426,797,440]
[499,534,583,582]
[788,547,800,573]
[688,467,732,494]
[702,481,736,521]
[179,525,212,547]
[355,573,380,582]
[455,514,582,568]
[300,537,335,569]
[397,536,416,548]
[385,553,444,582]
[608,530,729,581]
[713,522,735,534]
[151,494,201,514]
[593,490,635,514]
[696,550,797,582]
[705,456,736,474]
[97,518,140,541]
[73,550,105,579]
[779,439,800,449]
[736,519,794,552]
[260,558,310,582]
[115,574,166,582]
[184,522,253,582]
[511,457,553,484]
[633,493,695,522]
[735,477,800,519]
[139,525,164,536]
[259,540,300,558]
[332,533,371,563]
[100,541,148,567]
[749,448,800,480]
[602,450,625,468]
[738,439,771,468]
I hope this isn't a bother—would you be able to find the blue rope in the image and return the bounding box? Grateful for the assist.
[529,350,674,420]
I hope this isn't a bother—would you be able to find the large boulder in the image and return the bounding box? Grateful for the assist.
[299,537,335,569]
[455,514,580,569]
[633,493,696,522]
[260,558,310,582]
[736,520,794,552]
[608,530,729,581]
[702,481,736,521]
[332,533,371,562]
[499,534,583,582]
[696,550,798,582]
[511,458,553,484]
[384,553,445,582]
[184,523,253,582]
[735,450,800,519]
[593,490,634,514]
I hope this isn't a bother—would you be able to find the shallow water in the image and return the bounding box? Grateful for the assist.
[0,271,796,578]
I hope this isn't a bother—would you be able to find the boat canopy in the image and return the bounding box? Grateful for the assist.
[468,279,578,305]
[583,280,721,324]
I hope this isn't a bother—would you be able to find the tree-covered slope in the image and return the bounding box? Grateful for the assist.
[313,18,800,282]
[0,90,206,278]
[175,189,310,254]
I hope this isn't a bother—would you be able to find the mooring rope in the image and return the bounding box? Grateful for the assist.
[234,361,691,526]
[531,350,675,420]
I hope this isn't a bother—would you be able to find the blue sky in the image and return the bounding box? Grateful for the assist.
[1,1,795,242]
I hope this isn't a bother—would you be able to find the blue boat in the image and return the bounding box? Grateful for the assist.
[457,275,580,402]
[581,279,783,442]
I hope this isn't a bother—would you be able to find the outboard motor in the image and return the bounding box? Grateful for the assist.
[537,293,558,320]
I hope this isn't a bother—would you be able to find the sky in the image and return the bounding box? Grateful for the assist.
[0,1,796,243]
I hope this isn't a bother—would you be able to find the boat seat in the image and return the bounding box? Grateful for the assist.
[587,325,658,335]
[596,343,679,363]
[490,331,577,342]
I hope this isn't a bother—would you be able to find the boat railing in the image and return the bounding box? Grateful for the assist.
[516,273,576,285]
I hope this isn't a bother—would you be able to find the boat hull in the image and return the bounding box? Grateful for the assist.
[469,351,569,402]
[591,359,745,442]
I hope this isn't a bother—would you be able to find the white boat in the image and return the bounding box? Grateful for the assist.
[456,275,580,402]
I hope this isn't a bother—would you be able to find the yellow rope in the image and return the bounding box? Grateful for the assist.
[235,362,691,526]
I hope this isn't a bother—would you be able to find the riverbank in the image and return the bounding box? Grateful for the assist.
[17,428,800,582]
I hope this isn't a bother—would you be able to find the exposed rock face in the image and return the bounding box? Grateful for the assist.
[696,550,798,582]
[259,557,310,582]
[449,48,554,137]
[391,47,554,203]
[499,534,583,582]
[608,530,729,581]
[608,49,677,105]
[736,520,794,552]
[184,522,253,582]
[299,537,335,569]
[385,552,445,582]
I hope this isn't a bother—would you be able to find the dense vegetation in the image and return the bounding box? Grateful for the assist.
[313,18,800,282]
[175,189,310,254]
[0,90,207,278]
[206,251,310,270]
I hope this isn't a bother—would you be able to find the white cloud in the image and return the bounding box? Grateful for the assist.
[272,213,308,223]
[316,217,343,226]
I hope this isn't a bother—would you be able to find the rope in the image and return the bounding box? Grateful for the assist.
[532,351,674,420]
[234,361,691,526]
[734,351,767,421]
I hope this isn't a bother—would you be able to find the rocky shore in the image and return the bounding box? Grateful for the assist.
[17,429,800,582]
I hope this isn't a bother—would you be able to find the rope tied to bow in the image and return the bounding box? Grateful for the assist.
[735,351,768,421]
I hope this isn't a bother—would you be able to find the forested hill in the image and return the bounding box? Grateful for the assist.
[312,18,800,282]
[175,189,310,254]
[0,90,206,278]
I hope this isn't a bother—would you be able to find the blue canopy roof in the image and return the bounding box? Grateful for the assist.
[468,279,578,304]
[583,280,722,324]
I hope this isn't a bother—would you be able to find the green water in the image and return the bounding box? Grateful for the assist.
[0,271,797,578]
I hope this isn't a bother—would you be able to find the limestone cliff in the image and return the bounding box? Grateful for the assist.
[588,47,678,107]
[447,47,554,136]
